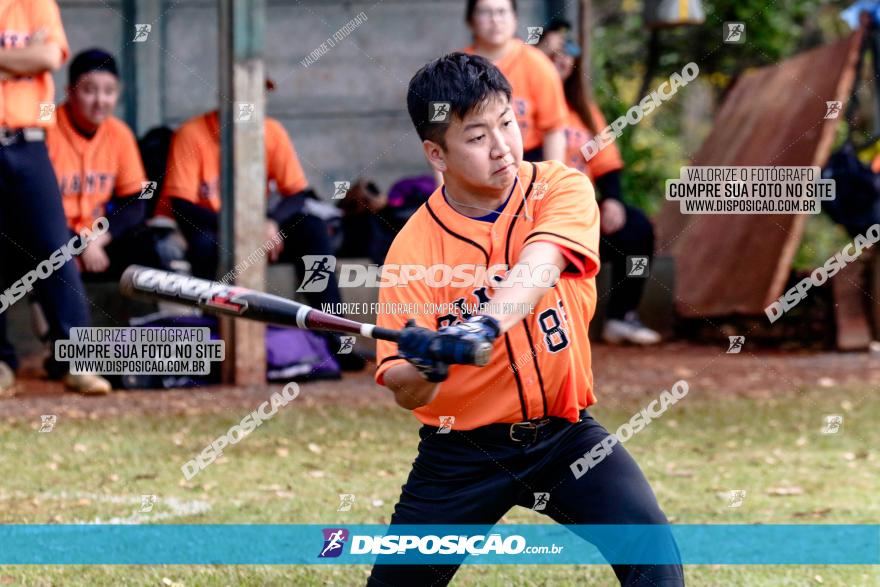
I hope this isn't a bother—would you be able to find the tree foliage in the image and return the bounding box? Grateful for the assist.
[585,0,857,263]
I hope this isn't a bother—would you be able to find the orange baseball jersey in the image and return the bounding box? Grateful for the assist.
[563,104,624,182]
[462,41,568,152]
[46,103,146,233]
[375,160,601,430]
[0,0,69,127]
[156,111,308,217]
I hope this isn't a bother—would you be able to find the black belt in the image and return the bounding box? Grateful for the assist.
[0,127,45,146]
[423,409,589,445]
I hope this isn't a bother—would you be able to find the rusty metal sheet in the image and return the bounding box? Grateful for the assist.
[655,31,863,317]
[833,257,873,350]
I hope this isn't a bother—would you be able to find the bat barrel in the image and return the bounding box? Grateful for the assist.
[120,265,401,343]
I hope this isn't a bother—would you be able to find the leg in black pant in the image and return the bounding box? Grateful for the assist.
[526,413,684,586]
[0,141,90,377]
[183,228,220,280]
[367,427,523,586]
[277,213,343,310]
[599,204,655,320]
[277,213,364,368]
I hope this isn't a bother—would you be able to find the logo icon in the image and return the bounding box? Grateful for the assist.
[822,414,842,434]
[38,103,56,122]
[337,336,355,355]
[139,494,158,513]
[139,181,157,200]
[332,181,350,200]
[297,255,337,293]
[133,24,152,42]
[531,182,548,201]
[319,528,349,558]
[429,102,451,123]
[235,103,255,122]
[532,492,550,511]
[203,287,248,314]
[824,101,842,120]
[526,27,544,45]
[626,256,649,278]
[437,416,455,434]
[723,22,746,44]
[337,494,356,512]
[727,336,745,354]
[727,490,746,508]
[39,414,57,433]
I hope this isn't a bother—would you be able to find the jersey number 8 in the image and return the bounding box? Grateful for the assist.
[538,300,569,353]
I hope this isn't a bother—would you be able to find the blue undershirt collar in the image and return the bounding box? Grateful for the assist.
[442,177,518,223]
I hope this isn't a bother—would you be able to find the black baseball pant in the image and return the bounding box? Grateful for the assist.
[0,139,90,375]
[367,410,684,586]
[599,204,655,320]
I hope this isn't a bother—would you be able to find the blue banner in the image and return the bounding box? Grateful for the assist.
[0,524,877,565]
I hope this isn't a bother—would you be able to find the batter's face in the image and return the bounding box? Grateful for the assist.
[67,71,120,129]
[469,0,517,47]
[424,94,522,193]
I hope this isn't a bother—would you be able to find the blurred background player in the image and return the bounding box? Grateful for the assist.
[46,48,171,280]
[0,0,110,394]
[336,175,436,264]
[538,20,660,345]
[461,0,567,163]
[155,98,364,369]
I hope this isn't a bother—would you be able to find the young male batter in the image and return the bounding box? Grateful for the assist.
[369,53,683,586]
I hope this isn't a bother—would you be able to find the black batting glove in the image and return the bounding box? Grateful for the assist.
[434,315,501,365]
[398,319,449,382]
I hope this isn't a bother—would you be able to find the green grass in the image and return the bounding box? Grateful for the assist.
[1,384,878,585]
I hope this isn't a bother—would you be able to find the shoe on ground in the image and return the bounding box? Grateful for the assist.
[0,361,14,393]
[63,372,113,395]
[602,312,661,346]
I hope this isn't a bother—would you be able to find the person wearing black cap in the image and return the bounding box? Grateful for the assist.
[0,1,106,394]
[538,21,661,346]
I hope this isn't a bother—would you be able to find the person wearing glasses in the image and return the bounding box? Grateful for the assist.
[460,0,567,163]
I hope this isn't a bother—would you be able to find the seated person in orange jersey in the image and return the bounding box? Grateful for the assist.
[46,48,169,279]
[538,21,660,345]
[461,0,568,162]
[156,105,362,368]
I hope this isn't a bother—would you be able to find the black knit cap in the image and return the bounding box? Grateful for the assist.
[68,48,118,86]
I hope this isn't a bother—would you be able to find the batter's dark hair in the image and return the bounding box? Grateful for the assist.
[406,52,512,148]
[465,0,517,22]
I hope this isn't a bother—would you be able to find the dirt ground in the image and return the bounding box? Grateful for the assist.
[3,342,880,423]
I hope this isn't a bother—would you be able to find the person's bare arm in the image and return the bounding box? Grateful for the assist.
[384,362,441,409]
[483,241,568,333]
[0,30,63,76]
[542,128,566,163]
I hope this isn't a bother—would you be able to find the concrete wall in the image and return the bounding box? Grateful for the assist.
[56,0,575,198]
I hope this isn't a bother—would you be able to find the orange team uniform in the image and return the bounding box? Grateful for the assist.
[46,103,146,234]
[0,0,68,127]
[563,104,624,182]
[375,160,601,430]
[157,111,308,216]
[462,41,568,152]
